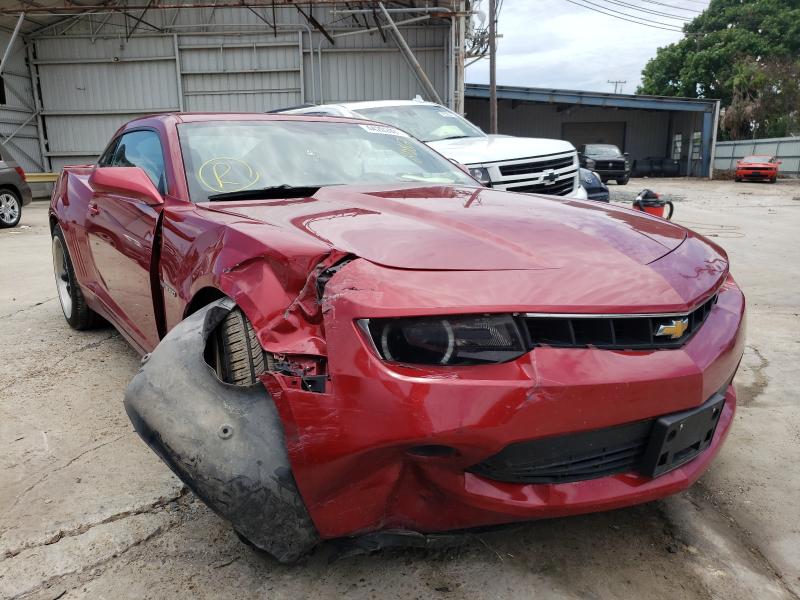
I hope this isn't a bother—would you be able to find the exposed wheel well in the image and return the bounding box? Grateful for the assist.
[0,184,20,198]
[185,287,228,317]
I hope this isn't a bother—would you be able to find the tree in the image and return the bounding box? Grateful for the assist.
[638,0,800,139]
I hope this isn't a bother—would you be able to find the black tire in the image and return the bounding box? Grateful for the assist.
[770,177,777,184]
[211,308,268,385]
[52,224,105,330]
[616,176,630,185]
[0,188,22,228]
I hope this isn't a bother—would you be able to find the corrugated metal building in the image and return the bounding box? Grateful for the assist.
[465,83,720,177]
[0,1,468,173]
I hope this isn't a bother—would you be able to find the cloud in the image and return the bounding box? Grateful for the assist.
[465,0,698,93]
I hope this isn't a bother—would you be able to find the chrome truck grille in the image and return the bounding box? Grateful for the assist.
[481,151,579,196]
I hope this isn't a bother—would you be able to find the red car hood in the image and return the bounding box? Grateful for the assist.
[202,184,687,271]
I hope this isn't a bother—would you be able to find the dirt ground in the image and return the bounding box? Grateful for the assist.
[1,178,799,600]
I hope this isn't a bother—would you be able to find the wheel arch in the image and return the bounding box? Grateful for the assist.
[184,286,229,318]
[0,183,21,200]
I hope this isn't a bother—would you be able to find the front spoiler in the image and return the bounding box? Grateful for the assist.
[123,299,319,563]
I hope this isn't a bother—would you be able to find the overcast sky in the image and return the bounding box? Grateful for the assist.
[465,0,707,94]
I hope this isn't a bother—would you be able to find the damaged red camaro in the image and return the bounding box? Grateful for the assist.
[49,113,745,562]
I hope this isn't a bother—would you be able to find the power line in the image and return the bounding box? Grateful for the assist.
[562,0,685,32]
[634,0,704,12]
[598,0,692,20]
[570,0,687,27]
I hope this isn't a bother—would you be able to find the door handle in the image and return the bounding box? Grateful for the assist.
[88,202,100,216]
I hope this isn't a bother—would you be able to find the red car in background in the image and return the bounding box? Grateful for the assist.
[735,154,780,183]
[49,113,745,563]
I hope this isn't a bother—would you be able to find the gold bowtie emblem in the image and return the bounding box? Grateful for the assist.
[655,318,689,339]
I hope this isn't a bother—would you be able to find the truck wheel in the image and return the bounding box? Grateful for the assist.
[211,308,268,385]
[52,224,105,329]
[0,189,21,228]
[616,176,630,185]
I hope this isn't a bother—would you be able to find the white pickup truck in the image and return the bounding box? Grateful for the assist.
[279,99,587,199]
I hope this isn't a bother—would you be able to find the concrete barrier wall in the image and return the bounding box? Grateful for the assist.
[714,136,800,177]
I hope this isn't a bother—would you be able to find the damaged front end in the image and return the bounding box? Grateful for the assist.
[123,298,319,563]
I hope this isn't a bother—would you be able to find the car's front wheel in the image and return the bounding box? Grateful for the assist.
[616,176,630,185]
[0,189,21,228]
[52,225,104,329]
[210,307,270,385]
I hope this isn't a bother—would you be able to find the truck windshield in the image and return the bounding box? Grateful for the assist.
[355,105,485,142]
[177,120,476,202]
[585,144,622,156]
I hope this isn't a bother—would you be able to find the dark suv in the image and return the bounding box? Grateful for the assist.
[0,153,32,228]
[579,144,631,185]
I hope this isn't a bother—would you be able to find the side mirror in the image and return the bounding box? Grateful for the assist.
[89,166,164,206]
[623,152,630,157]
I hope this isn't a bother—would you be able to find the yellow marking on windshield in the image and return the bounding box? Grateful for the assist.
[198,157,260,193]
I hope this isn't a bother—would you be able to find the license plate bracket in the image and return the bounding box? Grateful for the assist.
[639,392,725,478]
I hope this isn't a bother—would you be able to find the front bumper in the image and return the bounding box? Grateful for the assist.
[736,168,777,180]
[273,262,745,540]
[596,169,630,179]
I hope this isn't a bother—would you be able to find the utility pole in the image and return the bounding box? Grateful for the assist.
[488,0,497,134]
[608,80,626,94]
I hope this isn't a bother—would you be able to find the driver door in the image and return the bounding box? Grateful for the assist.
[85,130,166,352]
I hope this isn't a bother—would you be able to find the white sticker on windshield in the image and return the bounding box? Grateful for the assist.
[438,111,458,118]
[359,124,409,137]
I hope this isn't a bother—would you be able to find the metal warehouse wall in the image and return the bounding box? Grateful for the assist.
[714,136,800,177]
[28,6,452,171]
[0,30,43,172]
[464,96,716,176]
[464,97,671,161]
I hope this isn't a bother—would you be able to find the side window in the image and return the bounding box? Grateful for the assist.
[110,130,167,194]
[98,138,120,167]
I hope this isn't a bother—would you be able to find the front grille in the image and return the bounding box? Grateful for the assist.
[596,160,625,170]
[499,155,575,176]
[469,419,653,484]
[523,294,717,350]
[744,166,770,171]
[506,175,576,196]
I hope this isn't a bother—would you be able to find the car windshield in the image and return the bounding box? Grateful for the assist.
[354,104,485,142]
[177,120,476,202]
[585,144,622,156]
[742,155,772,163]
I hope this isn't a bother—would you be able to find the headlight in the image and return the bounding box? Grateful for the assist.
[359,314,526,365]
[584,157,596,169]
[468,167,491,186]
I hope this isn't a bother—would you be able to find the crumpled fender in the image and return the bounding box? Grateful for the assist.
[123,298,319,563]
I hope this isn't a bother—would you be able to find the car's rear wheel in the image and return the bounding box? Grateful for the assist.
[0,189,21,228]
[52,225,104,329]
[210,307,269,385]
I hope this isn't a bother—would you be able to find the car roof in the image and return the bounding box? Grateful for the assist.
[122,112,382,128]
[330,99,442,111]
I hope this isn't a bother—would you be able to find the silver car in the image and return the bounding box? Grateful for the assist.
[0,154,32,228]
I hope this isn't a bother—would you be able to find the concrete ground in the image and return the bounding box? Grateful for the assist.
[1,178,798,600]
